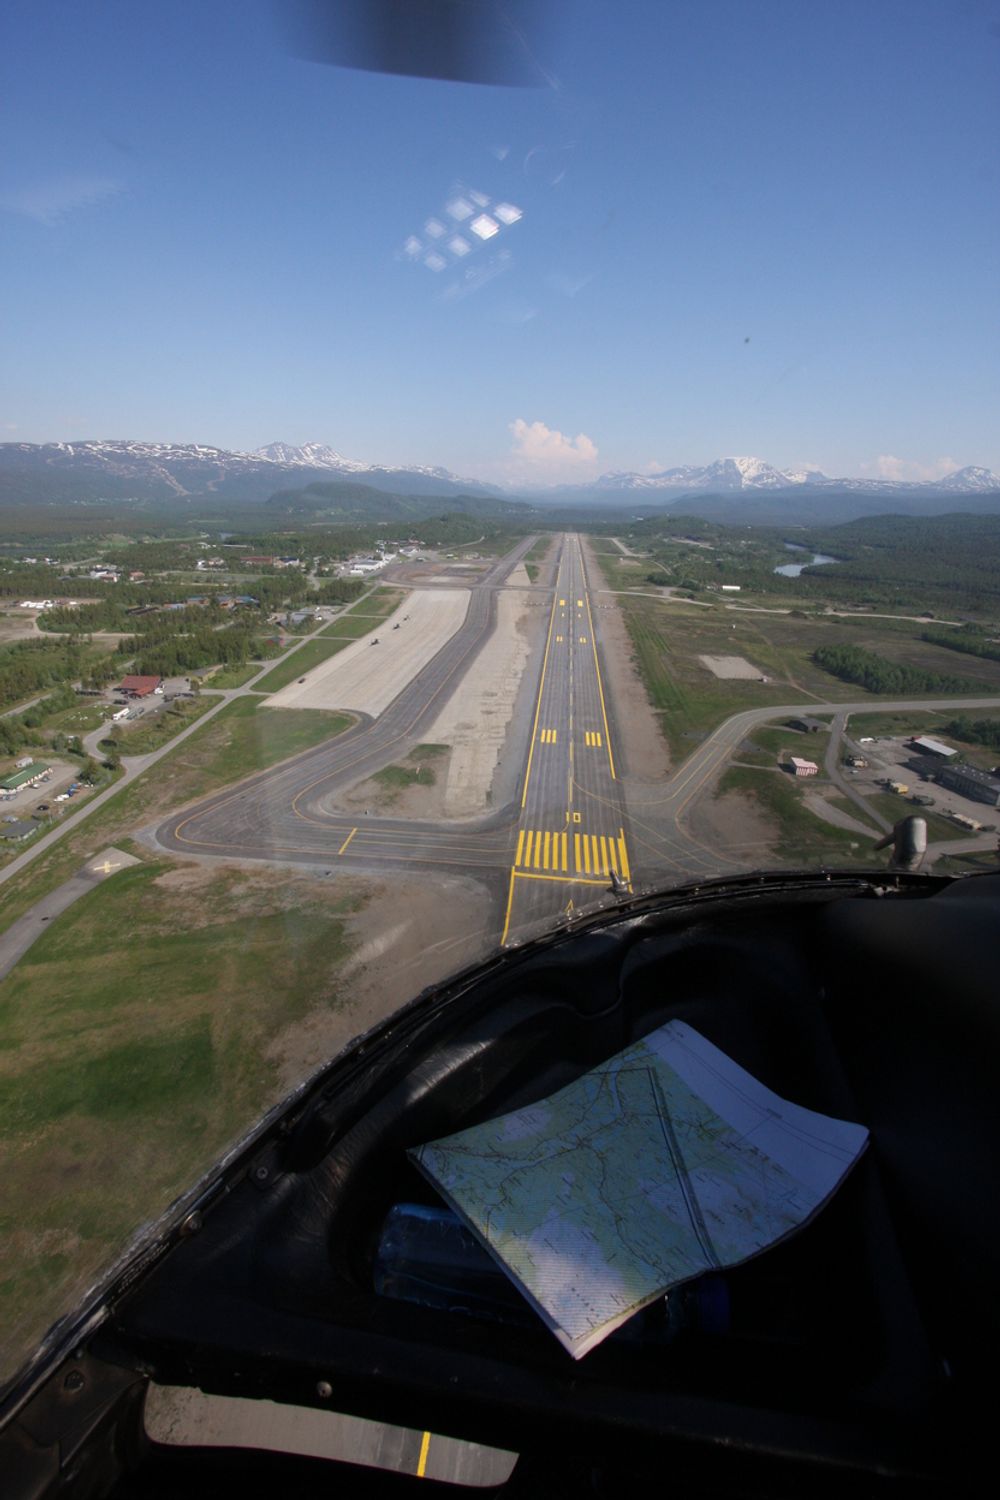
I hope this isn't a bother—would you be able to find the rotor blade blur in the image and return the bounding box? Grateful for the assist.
[278,0,557,87]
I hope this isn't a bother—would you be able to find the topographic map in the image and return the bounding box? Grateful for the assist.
[411,1020,868,1357]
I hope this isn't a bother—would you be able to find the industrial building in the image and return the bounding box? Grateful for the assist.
[787,757,819,778]
[787,717,825,734]
[0,819,40,842]
[936,763,1000,808]
[1,763,51,794]
[908,736,957,759]
[119,675,163,697]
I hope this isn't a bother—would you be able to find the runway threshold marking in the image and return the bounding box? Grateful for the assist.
[517,830,569,872]
[572,829,631,879]
[337,827,357,855]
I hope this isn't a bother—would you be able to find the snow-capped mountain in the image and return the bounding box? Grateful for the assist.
[254,441,493,492]
[934,466,1000,492]
[0,439,501,504]
[587,456,1000,494]
[255,441,369,472]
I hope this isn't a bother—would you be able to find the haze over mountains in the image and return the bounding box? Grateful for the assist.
[0,440,997,525]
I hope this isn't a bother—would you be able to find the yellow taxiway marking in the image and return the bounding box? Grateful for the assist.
[579,635,588,644]
[555,634,564,642]
[337,827,357,855]
[540,728,558,744]
[417,1431,431,1479]
[512,869,608,887]
[93,859,121,875]
[559,598,566,606]
[584,730,603,747]
[577,598,583,607]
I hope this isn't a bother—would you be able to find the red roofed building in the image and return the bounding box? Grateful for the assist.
[119,674,163,697]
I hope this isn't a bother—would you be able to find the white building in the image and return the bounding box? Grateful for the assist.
[788,757,819,778]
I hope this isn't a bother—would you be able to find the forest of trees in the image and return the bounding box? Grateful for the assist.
[0,639,117,713]
[945,717,1000,752]
[812,644,984,696]
[922,627,1000,664]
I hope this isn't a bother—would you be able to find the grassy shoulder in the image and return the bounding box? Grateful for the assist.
[206,662,262,689]
[0,697,354,940]
[0,859,365,1384]
[252,636,355,690]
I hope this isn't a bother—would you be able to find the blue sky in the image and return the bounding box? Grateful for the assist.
[2,0,998,484]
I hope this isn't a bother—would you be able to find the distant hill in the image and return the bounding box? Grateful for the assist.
[263,478,532,522]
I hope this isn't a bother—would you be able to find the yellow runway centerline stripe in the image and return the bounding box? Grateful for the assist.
[337,827,357,855]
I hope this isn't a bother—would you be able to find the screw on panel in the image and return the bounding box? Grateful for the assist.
[316,1381,333,1399]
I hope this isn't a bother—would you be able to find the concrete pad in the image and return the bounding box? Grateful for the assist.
[699,655,765,679]
[262,589,469,718]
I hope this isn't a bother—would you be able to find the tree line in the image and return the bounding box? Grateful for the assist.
[812,644,986,696]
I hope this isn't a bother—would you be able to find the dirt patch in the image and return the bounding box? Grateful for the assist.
[425,588,542,815]
[332,751,452,819]
[699,655,766,680]
[686,788,777,865]
[264,872,494,1094]
[582,538,671,780]
[506,562,531,586]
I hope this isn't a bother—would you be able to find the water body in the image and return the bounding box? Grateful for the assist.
[774,544,836,578]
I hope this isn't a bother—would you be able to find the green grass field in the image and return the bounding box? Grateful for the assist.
[207,662,263,689]
[0,859,364,1385]
[319,587,406,638]
[37,701,110,735]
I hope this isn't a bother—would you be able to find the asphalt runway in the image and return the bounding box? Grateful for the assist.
[155,533,638,944]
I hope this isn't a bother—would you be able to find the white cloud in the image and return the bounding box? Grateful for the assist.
[864,453,961,482]
[509,418,598,468]
[0,175,124,226]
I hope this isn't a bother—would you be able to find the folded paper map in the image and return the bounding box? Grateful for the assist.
[410,1020,868,1358]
